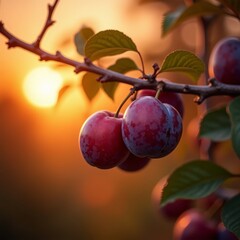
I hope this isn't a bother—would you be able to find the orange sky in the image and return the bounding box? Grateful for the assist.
[0,0,129,93]
[0,0,169,95]
[0,2,220,239]
[0,3,181,239]
[0,0,174,121]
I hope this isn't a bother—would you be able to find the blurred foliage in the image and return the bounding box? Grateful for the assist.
[1,0,240,239]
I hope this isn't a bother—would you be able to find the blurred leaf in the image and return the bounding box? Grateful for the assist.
[217,0,240,17]
[162,2,223,36]
[222,194,240,238]
[108,58,139,73]
[159,50,205,82]
[101,58,139,100]
[161,160,233,206]
[199,106,231,141]
[84,30,138,61]
[228,96,240,159]
[82,72,100,101]
[55,84,71,106]
[102,82,119,100]
[74,26,95,55]
[162,5,186,36]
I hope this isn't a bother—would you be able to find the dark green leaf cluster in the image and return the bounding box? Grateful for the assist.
[1,0,240,238]
[68,3,240,237]
[200,96,240,159]
[160,159,240,238]
[222,194,240,238]
[161,160,234,206]
[75,28,141,100]
[160,97,240,238]
[72,27,204,101]
[161,0,240,36]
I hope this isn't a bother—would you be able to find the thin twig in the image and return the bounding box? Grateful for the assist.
[32,0,59,48]
[1,5,240,103]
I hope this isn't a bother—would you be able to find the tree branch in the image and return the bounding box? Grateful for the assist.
[1,2,240,104]
[32,0,60,48]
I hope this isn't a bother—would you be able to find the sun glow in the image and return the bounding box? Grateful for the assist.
[23,67,63,108]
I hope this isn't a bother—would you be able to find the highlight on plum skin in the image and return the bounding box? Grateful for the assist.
[79,111,130,169]
[122,96,171,158]
[137,85,184,118]
[122,96,182,158]
[209,37,240,85]
[173,209,218,240]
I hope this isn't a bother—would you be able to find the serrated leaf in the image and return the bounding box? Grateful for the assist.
[101,58,139,100]
[228,96,240,159]
[199,106,231,141]
[162,5,186,36]
[161,160,233,206]
[159,50,205,82]
[102,58,139,100]
[222,194,240,238]
[162,2,223,36]
[82,72,100,101]
[74,26,95,56]
[84,30,138,61]
[108,58,139,73]
[101,58,138,100]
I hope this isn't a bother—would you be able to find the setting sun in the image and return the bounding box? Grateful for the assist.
[23,66,63,108]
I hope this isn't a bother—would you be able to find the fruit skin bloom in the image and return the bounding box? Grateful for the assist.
[137,88,184,118]
[79,111,129,169]
[209,37,240,85]
[122,96,182,158]
[173,209,218,240]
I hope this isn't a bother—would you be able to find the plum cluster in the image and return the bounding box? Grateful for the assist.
[152,177,238,240]
[79,86,183,171]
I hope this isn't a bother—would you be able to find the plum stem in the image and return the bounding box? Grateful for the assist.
[114,88,136,118]
[155,82,164,100]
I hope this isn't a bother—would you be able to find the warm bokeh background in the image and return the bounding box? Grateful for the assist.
[1,0,240,239]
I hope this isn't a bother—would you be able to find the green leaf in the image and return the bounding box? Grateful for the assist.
[74,26,95,56]
[102,82,119,100]
[101,58,139,100]
[81,72,100,101]
[108,58,139,74]
[84,30,138,61]
[228,96,240,159]
[162,5,186,36]
[222,194,240,238]
[162,2,223,36]
[161,160,233,206]
[159,50,205,82]
[199,106,231,141]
